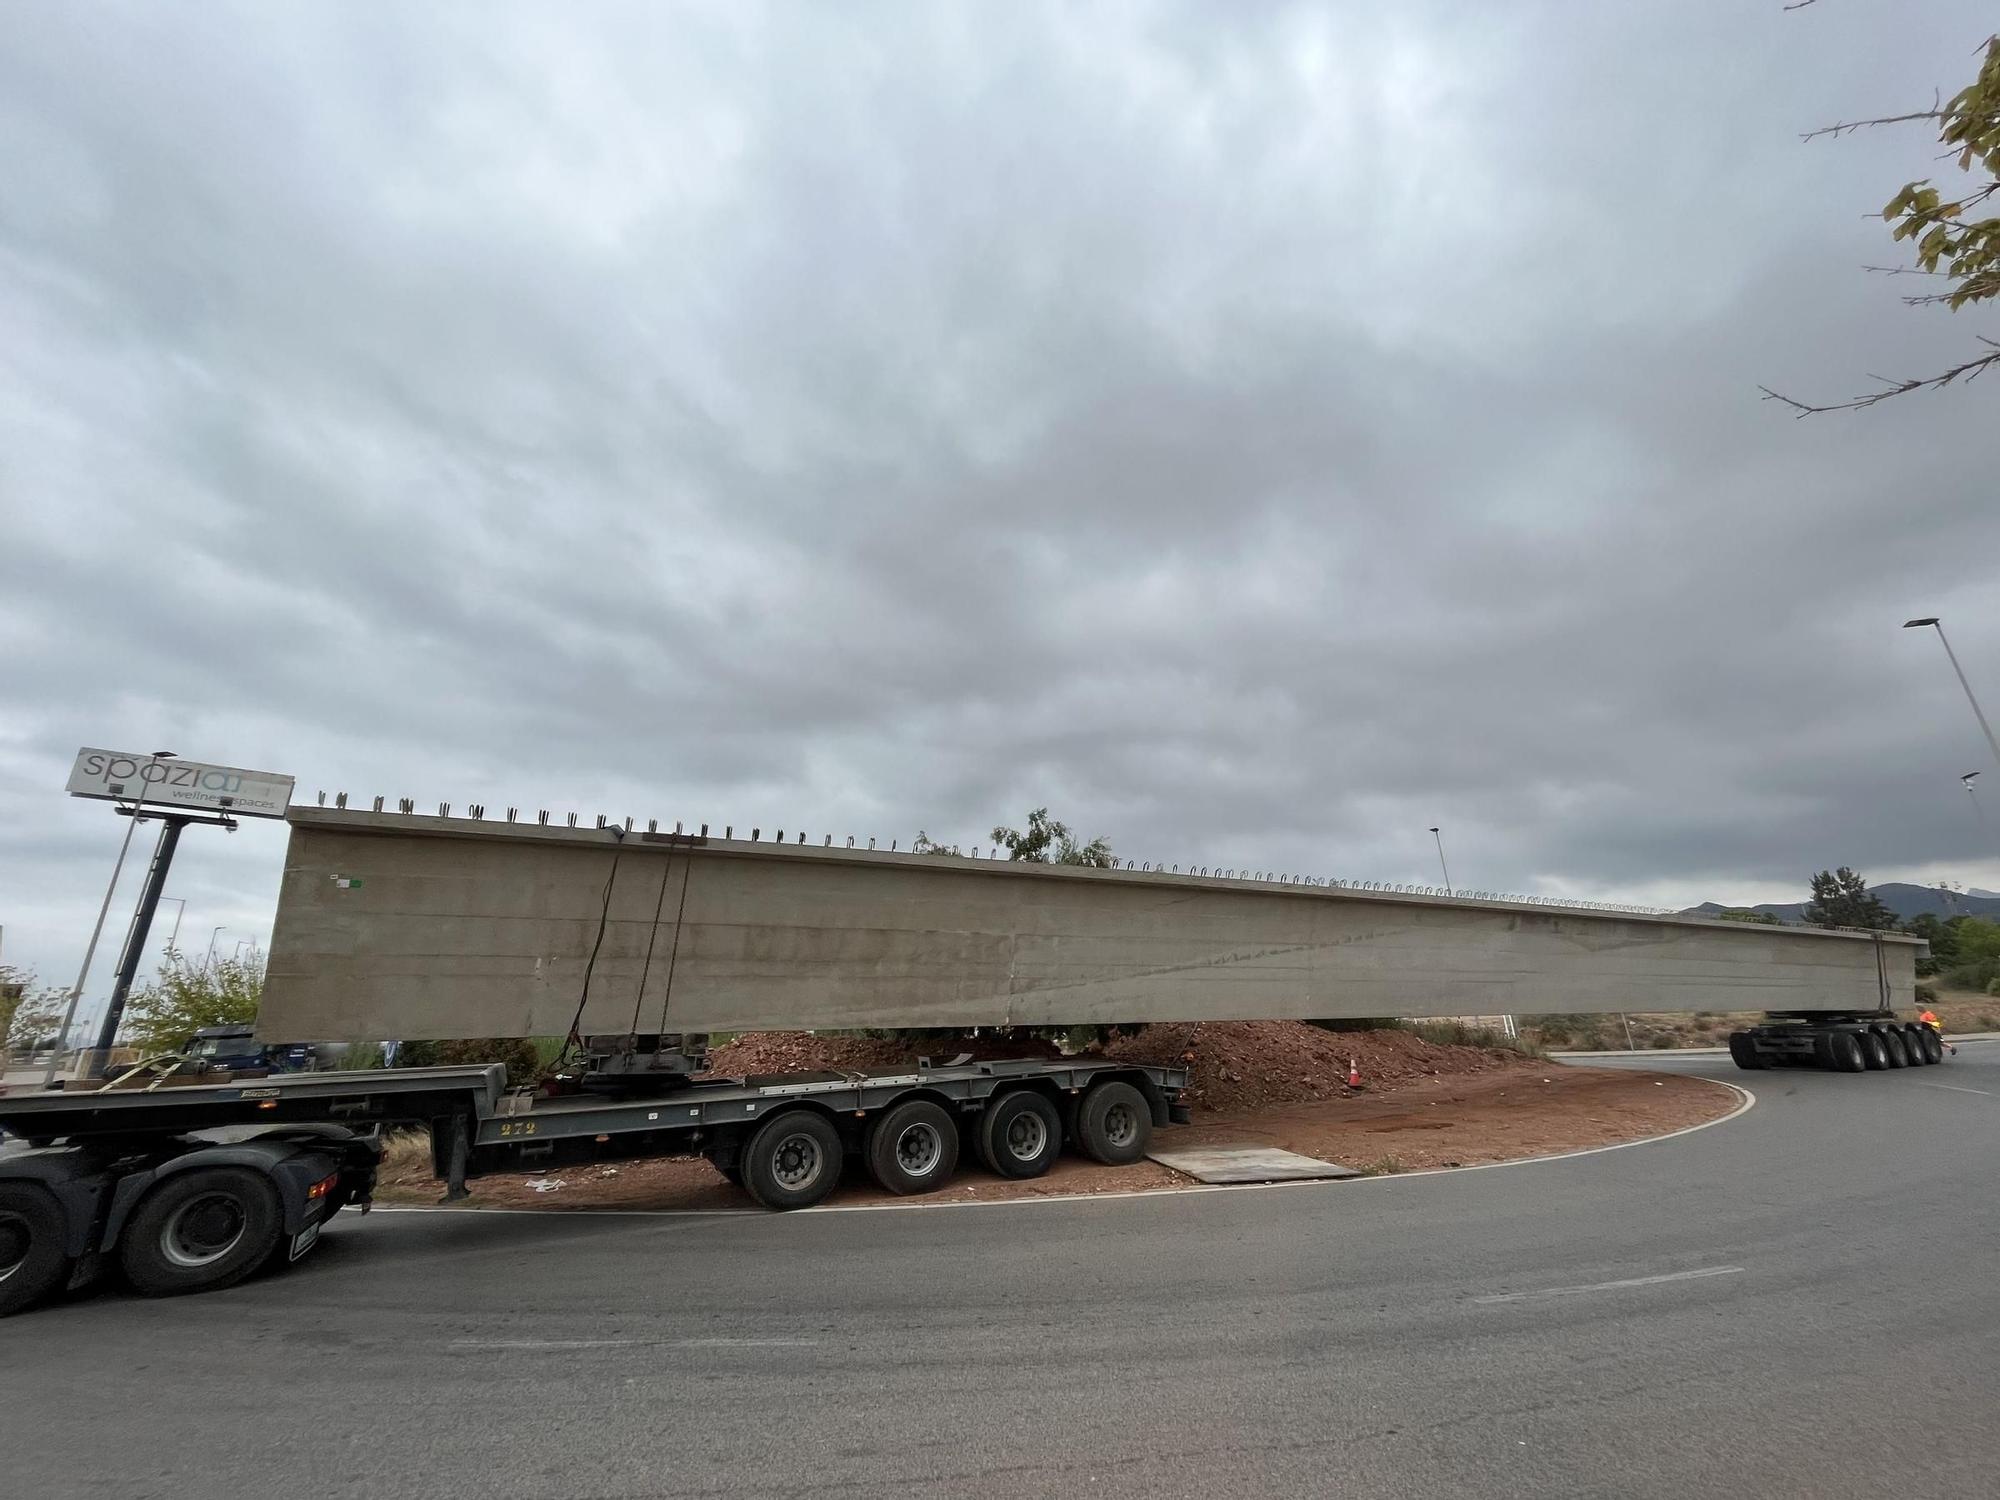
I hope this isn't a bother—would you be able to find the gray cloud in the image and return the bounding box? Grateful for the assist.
[4,1,1998,1011]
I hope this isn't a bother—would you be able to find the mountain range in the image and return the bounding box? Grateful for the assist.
[1683,883,2000,925]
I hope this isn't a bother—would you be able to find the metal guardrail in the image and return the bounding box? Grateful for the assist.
[311,790,1688,918]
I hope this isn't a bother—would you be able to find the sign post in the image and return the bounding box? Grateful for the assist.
[63,748,293,1077]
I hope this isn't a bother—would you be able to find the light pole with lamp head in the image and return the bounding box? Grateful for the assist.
[1428,827,1454,896]
[204,927,229,971]
[1965,771,1988,834]
[1905,617,2000,771]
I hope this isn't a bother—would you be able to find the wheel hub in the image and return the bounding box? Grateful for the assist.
[1104,1104,1137,1147]
[1005,1112,1047,1161]
[161,1193,247,1269]
[773,1134,823,1189]
[896,1123,941,1176]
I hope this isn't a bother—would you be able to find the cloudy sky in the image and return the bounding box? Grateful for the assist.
[3,2,1997,1016]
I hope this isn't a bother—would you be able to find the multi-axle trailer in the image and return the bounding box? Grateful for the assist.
[0,1053,1188,1317]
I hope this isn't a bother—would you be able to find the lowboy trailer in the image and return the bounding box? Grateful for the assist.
[0,1054,1188,1316]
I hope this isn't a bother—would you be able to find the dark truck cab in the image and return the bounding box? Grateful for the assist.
[182,1024,317,1076]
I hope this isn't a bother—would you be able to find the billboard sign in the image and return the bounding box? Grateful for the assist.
[66,748,295,819]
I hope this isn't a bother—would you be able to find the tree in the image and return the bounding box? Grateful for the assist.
[1717,908,1782,925]
[910,830,962,856]
[1801,867,1899,930]
[121,952,264,1055]
[990,807,1114,867]
[1765,28,2000,413]
[1904,912,1960,976]
[2,968,69,1053]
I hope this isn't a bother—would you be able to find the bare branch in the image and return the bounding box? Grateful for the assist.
[1802,95,1943,142]
[1759,339,2000,414]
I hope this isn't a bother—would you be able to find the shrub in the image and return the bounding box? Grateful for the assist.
[1649,1034,1675,1048]
[1915,983,1938,1005]
[398,1037,544,1085]
[1988,978,2000,998]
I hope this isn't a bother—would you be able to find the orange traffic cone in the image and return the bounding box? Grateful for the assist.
[1347,1057,1362,1089]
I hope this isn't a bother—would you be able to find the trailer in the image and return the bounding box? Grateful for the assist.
[0,1053,1188,1316]
[1726,1014,1948,1072]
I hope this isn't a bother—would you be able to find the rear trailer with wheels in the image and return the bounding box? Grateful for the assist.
[1727,1016,1945,1073]
[465,1056,1190,1211]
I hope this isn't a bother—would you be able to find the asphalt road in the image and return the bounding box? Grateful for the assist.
[4,1047,1996,1500]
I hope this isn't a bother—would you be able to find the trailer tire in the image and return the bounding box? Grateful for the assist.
[1727,1033,1765,1071]
[1076,1080,1151,1165]
[119,1167,283,1298]
[1859,1030,1890,1070]
[1878,1028,1909,1068]
[1915,1026,1944,1065]
[976,1091,1063,1179]
[740,1111,842,1211]
[866,1100,959,1195]
[0,1183,72,1318]
[1832,1032,1866,1073]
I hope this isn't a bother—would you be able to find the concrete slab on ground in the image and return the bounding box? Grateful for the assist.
[1147,1144,1361,1184]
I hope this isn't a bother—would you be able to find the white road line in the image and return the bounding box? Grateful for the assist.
[448,1337,815,1350]
[1473,1265,1745,1305]
[368,1081,1757,1221]
[1917,1081,1993,1097]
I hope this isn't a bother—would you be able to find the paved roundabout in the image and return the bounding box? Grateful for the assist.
[3,1048,1995,1499]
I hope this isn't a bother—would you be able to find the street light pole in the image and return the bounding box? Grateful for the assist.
[159,897,187,956]
[1428,826,1454,896]
[1905,617,2000,772]
[204,927,229,971]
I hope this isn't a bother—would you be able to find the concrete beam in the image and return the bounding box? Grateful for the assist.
[258,810,1922,1041]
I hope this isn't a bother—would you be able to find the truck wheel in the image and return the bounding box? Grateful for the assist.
[1076,1080,1151,1165]
[1859,1030,1890,1070]
[1908,1026,1940,1065]
[1727,1033,1764,1071]
[119,1167,283,1297]
[740,1110,842,1211]
[1878,1028,1909,1068]
[866,1100,959,1195]
[0,1183,72,1318]
[1916,1027,1944,1064]
[1831,1032,1866,1073]
[976,1091,1063,1179]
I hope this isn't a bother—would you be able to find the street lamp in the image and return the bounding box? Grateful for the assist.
[204,927,229,970]
[158,897,187,956]
[1904,617,2000,771]
[1428,826,1454,896]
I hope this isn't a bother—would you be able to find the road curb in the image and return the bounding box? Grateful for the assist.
[369,1079,1756,1220]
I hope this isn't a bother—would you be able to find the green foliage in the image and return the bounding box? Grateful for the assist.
[1771,32,2000,411]
[398,1036,545,1086]
[1717,908,1781,925]
[990,807,1114,867]
[1881,37,2000,311]
[910,830,962,856]
[1989,977,2000,998]
[1904,913,1959,976]
[121,952,263,1055]
[335,1041,386,1071]
[1801,868,1898,931]
[1914,983,1938,1005]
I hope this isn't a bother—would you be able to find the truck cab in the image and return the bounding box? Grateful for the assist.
[182,1025,316,1076]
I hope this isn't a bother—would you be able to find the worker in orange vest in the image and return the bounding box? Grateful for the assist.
[1918,1007,1955,1057]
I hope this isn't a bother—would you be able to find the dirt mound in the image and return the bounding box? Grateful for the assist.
[707,1030,1063,1076]
[1093,1020,1534,1114]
